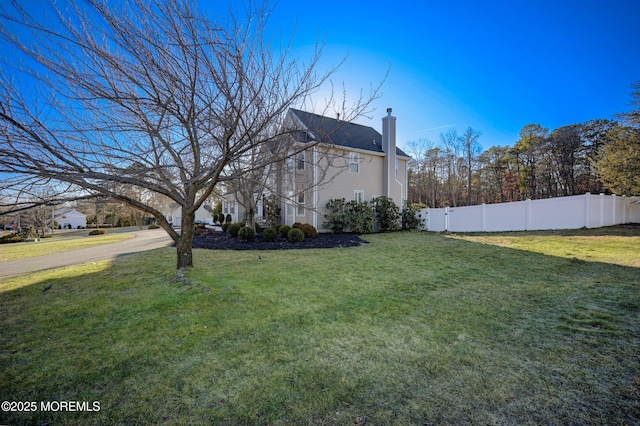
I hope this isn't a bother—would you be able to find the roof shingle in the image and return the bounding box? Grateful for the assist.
[289,109,409,157]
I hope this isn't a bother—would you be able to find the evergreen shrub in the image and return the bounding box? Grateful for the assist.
[238,226,256,241]
[262,227,278,242]
[227,223,242,237]
[349,201,375,234]
[287,227,305,242]
[372,196,401,231]
[323,198,349,233]
[402,203,421,230]
[323,198,375,234]
[279,225,291,238]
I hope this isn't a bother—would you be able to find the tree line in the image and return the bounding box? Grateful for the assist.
[407,82,640,207]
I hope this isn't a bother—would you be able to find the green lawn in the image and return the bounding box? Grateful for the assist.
[0,232,133,261]
[1,229,639,425]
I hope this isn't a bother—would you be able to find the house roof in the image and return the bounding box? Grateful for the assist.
[289,109,409,158]
[54,208,85,217]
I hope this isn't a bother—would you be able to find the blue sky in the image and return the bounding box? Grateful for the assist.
[5,0,639,153]
[266,0,640,151]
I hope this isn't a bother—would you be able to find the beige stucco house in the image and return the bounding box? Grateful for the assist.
[277,108,410,230]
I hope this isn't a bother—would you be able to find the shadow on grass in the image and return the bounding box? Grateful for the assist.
[1,232,639,425]
[457,223,640,238]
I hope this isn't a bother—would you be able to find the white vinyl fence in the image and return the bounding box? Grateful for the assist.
[417,193,640,232]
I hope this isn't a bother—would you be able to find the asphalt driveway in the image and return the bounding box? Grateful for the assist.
[0,229,172,277]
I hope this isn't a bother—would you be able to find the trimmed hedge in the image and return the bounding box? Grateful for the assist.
[227,223,242,237]
[287,227,305,242]
[88,229,107,236]
[279,225,291,238]
[262,227,278,242]
[238,226,256,241]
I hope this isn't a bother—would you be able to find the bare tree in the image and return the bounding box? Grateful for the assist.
[440,129,461,206]
[21,188,58,236]
[406,139,434,205]
[227,142,279,229]
[461,127,482,205]
[0,0,379,269]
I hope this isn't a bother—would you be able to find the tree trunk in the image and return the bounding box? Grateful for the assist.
[176,210,195,269]
[245,205,256,229]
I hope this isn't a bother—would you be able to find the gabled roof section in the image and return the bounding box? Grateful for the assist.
[54,208,85,216]
[289,109,409,157]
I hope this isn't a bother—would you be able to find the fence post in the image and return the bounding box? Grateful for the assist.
[481,203,486,232]
[600,193,605,227]
[525,199,532,231]
[445,207,449,231]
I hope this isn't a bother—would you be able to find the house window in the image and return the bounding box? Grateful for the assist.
[286,156,294,174]
[297,192,305,216]
[230,202,235,214]
[349,153,359,173]
[286,191,294,218]
[223,201,228,214]
[395,158,399,178]
[354,190,364,203]
[297,151,305,170]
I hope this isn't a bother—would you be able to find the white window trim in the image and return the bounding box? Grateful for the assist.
[286,156,294,174]
[297,150,305,170]
[354,190,364,203]
[297,192,305,216]
[349,153,359,174]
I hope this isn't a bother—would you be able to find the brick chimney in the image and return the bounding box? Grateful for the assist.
[382,108,396,198]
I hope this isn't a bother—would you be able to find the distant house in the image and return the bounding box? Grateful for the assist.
[53,208,87,229]
[276,108,410,230]
[166,203,215,227]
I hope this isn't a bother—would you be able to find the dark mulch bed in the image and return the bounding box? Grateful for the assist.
[191,232,368,250]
